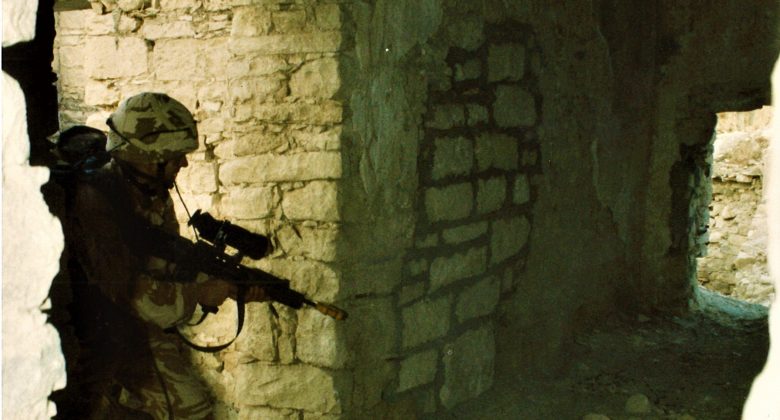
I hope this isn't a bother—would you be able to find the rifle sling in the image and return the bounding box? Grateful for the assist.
[165,287,246,353]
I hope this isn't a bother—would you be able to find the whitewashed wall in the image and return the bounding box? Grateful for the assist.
[2,1,67,419]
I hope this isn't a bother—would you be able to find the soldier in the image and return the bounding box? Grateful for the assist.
[66,92,265,419]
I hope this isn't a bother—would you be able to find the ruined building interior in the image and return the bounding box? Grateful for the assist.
[3,0,780,419]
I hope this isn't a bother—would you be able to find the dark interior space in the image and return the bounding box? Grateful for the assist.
[2,0,59,166]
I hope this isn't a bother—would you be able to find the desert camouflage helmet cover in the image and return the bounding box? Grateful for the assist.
[106,92,198,163]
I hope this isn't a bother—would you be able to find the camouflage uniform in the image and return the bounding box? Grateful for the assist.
[67,93,213,419]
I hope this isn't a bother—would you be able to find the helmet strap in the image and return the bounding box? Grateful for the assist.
[116,160,169,197]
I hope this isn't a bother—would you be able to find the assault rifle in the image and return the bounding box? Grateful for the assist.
[129,209,347,352]
[49,126,345,353]
[134,210,348,322]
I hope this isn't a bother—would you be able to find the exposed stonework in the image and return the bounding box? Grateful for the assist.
[46,0,780,418]
[697,108,774,305]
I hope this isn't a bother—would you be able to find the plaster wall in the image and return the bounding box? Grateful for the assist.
[3,0,67,418]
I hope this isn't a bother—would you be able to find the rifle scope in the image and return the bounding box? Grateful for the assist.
[188,210,270,260]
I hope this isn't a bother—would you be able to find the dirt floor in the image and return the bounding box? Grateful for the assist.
[441,288,771,420]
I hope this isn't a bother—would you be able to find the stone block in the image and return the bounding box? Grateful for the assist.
[57,66,87,89]
[235,363,346,413]
[408,259,428,277]
[513,175,530,204]
[229,75,287,103]
[398,350,439,392]
[521,149,538,166]
[201,38,231,80]
[84,82,120,106]
[228,56,289,78]
[86,12,140,35]
[454,59,482,81]
[233,305,277,362]
[204,0,232,11]
[159,0,199,9]
[476,133,518,171]
[221,185,275,219]
[225,129,287,157]
[197,117,226,135]
[177,161,218,194]
[402,296,451,349]
[257,258,339,302]
[467,104,489,126]
[239,406,299,420]
[56,44,85,70]
[282,181,339,222]
[296,308,347,369]
[442,221,488,244]
[491,216,530,265]
[276,223,338,262]
[445,14,485,51]
[290,58,340,99]
[315,4,342,30]
[292,127,341,151]
[416,234,438,249]
[55,10,89,34]
[340,259,404,297]
[430,247,487,292]
[153,38,202,81]
[399,282,426,305]
[249,102,344,125]
[272,9,307,33]
[493,85,536,127]
[232,6,272,37]
[477,177,506,214]
[432,136,473,180]
[427,104,465,130]
[85,36,147,78]
[142,19,196,39]
[425,183,473,222]
[229,32,342,55]
[488,43,525,82]
[219,152,342,184]
[455,276,500,322]
[440,326,495,409]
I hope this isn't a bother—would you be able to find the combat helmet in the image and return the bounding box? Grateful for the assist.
[106,92,198,164]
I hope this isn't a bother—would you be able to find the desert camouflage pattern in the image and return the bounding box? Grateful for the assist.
[121,170,211,419]
[69,163,212,419]
[107,92,198,163]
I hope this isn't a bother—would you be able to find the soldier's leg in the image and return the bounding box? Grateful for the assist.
[130,329,213,419]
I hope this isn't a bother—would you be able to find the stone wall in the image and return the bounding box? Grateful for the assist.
[697,108,774,305]
[3,0,67,418]
[392,20,540,410]
[49,0,780,418]
[53,2,350,418]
